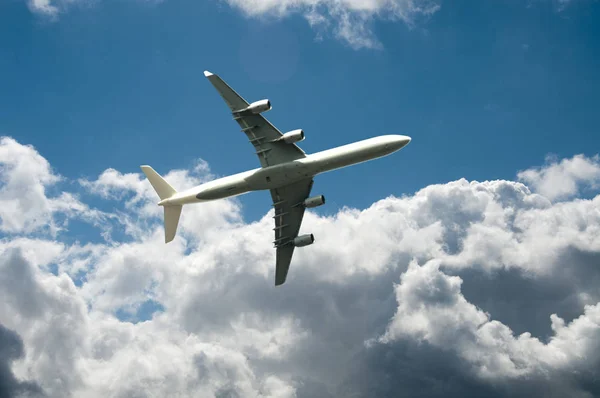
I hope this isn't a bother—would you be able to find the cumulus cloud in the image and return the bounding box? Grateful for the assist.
[518,154,600,201]
[1,137,600,397]
[0,245,297,398]
[0,137,108,236]
[377,259,600,398]
[381,260,600,378]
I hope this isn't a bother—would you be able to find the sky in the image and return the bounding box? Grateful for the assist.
[0,0,599,397]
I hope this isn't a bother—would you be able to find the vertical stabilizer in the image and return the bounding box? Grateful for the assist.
[164,205,182,243]
[140,165,182,243]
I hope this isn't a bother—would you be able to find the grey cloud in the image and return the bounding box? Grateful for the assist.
[0,248,88,398]
[348,342,598,398]
[458,267,583,341]
[0,324,45,398]
[339,339,501,398]
[458,246,600,342]
[381,259,600,396]
[0,249,48,319]
[168,257,404,395]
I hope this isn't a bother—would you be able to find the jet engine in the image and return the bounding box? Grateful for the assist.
[244,99,271,114]
[302,195,325,208]
[281,129,305,144]
[293,234,314,247]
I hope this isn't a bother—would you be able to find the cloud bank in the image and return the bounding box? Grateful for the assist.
[1,136,600,397]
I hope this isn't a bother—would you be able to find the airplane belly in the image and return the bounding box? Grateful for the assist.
[195,178,251,201]
[246,162,314,190]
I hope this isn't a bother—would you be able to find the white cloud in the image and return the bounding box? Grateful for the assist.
[518,154,600,201]
[1,244,298,398]
[26,0,81,17]
[223,0,441,49]
[27,0,59,15]
[1,137,600,397]
[0,137,59,233]
[25,0,440,48]
[24,0,585,49]
[0,137,107,236]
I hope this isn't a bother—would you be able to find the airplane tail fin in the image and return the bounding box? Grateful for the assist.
[140,165,182,243]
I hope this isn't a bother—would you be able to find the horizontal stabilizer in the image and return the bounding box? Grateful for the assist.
[140,165,177,200]
[140,165,182,243]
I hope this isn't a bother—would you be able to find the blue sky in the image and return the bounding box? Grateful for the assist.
[2,1,600,397]
[2,0,599,222]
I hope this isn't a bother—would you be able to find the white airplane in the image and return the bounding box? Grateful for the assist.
[141,70,411,286]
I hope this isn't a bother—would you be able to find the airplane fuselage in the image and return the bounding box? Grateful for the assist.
[159,134,410,206]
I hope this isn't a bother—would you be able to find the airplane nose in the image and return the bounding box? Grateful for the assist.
[380,135,411,153]
[398,135,411,147]
[388,135,411,150]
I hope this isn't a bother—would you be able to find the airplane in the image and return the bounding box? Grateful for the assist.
[141,70,411,286]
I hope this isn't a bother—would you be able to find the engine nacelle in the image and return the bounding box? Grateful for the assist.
[303,195,325,208]
[281,129,305,144]
[293,234,314,247]
[245,99,271,114]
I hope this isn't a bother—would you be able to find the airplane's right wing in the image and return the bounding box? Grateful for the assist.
[270,178,314,286]
[203,71,306,168]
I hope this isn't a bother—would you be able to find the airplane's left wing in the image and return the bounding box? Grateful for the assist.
[203,70,306,168]
[270,178,314,286]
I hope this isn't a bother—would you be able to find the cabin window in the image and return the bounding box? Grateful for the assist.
[266,176,271,182]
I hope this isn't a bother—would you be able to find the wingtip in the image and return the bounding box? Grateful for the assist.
[203,70,213,77]
[275,277,286,286]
